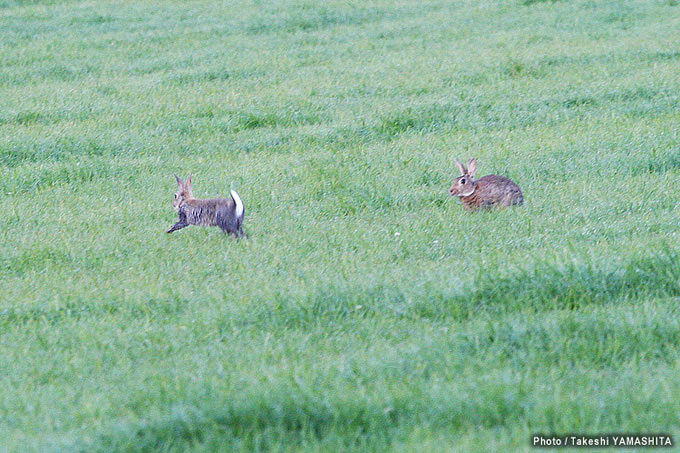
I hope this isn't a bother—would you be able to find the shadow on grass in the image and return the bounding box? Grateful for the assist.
[64,379,535,452]
[441,246,680,318]
[239,246,680,329]
[63,358,680,452]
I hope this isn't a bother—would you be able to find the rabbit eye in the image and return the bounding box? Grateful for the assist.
[460,178,466,184]
[174,194,178,199]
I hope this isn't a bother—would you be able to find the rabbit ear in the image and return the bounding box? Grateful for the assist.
[467,158,478,178]
[455,160,467,176]
[186,175,192,189]
[175,174,183,186]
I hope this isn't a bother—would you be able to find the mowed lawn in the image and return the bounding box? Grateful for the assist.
[1,0,680,451]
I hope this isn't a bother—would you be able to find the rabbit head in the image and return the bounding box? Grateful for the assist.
[449,158,478,197]
[173,175,194,210]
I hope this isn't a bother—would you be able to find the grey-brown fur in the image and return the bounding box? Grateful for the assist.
[449,158,523,211]
[167,175,245,237]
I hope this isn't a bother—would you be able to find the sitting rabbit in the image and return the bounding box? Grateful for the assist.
[167,175,246,237]
[449,158,523,210]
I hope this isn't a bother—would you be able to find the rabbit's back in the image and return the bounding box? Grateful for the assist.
[182,198,235,226]
[461,175,523,210]
[477,175,523,205]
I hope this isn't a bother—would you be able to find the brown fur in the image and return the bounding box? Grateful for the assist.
[167,175,245,237]
[449,158,523,211]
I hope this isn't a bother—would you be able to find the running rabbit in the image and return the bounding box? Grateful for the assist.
[167,175,246,237]
[449,158,523,210]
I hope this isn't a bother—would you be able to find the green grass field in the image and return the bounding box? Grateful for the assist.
[2,0,680,451]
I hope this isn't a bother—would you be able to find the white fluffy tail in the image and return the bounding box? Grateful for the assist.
[231,190,244,219]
